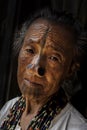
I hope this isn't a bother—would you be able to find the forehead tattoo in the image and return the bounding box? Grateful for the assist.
[40,26,50,46]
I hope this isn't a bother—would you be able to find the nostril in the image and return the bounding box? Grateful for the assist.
[38,67,45,76]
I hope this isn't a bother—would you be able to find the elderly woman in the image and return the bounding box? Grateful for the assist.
[0,8,87,130]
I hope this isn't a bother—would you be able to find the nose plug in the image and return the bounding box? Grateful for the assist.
[27,64,45,76]
[38,67,45,76]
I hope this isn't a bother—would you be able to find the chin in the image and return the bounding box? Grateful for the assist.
[21,85,43,98]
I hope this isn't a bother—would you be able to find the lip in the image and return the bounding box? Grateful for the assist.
[24,78,43,87]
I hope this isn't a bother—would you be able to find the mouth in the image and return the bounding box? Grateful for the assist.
[24,78,43,87]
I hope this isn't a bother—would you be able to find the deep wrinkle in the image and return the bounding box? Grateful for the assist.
[36,25,51,62]
[40,26,50,47]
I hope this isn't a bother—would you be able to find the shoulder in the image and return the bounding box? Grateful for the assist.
[49,103,87,130]
[0,97,20,125]
[67,103,87,123]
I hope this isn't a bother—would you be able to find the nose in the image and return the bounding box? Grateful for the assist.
[27,64,45,77]
[38,67,45,76]
[26,55,46,77]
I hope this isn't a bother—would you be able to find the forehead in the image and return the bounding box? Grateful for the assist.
[24,18,75,49]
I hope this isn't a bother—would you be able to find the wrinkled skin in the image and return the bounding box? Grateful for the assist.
[18,19,75,102]
[17,19,76,130]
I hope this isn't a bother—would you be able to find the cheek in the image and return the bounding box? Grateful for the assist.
[17,56,30,85]
[46,65,64,91]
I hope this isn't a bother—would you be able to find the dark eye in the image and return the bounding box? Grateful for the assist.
[26,48,34,54]
[49,56,58,62]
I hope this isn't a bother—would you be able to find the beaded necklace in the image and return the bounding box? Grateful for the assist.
[0,96,25,130]
[0,89,67,130]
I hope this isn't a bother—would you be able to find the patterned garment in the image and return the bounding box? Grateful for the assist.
[0,89,67,130]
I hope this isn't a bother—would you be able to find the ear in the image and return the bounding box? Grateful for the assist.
[67,61,80,78]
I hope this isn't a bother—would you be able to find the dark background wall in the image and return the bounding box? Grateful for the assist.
[0,0,87,118]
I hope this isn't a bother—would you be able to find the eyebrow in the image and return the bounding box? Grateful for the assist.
[24,39,40,46]
[24,39,35,43]
[47,44,65,54]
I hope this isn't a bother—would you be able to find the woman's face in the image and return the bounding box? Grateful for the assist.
[17,19,75,101]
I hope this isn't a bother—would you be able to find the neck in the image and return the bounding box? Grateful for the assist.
[24,95,49,116]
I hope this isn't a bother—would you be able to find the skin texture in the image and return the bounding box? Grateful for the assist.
[17,19,76,130]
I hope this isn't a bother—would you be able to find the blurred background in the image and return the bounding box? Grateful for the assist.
[0,0,87,118]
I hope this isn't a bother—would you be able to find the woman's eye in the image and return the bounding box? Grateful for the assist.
[26,48,34,54]
[49,56,58,62]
